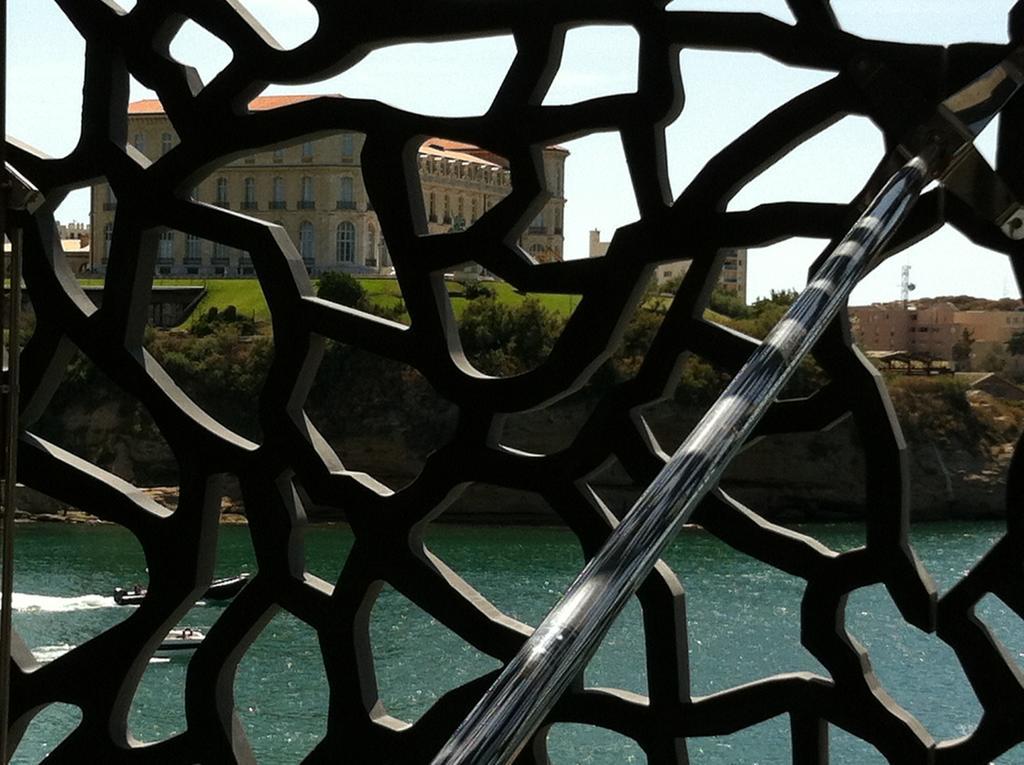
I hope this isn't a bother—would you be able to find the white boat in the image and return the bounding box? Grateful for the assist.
[156,627,204,657]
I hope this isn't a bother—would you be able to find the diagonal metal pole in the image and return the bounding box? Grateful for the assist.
[432,149,938,765]
[432,44,1024,765]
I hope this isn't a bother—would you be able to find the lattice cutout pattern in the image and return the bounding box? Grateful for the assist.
[7,1,1024,762]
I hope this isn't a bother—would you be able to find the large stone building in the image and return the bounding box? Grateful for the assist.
[91,95,568,276]
[849,301,1024,372]
[589,229,748,303]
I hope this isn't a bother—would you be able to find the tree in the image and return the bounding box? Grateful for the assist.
[317,271,365,307]
[458,297,564,375]
[708,288,749,319]
[1007,329,1024,357]
[952,328,975,371]
[982,349,1008,373]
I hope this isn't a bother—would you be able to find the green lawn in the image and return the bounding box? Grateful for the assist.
[82,277,582,325]
[192,280,272,322]
[81,278,273,323]
[353,278,580,319]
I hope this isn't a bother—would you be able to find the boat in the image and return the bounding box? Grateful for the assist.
[113,573,250,606]
[156,627,204,656]
[112,584,146,606]
[202,573,250,601]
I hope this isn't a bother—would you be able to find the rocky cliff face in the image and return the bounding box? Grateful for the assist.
[22,390,1020,523]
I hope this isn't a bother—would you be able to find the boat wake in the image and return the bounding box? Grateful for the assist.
[4,592,117,612]
[31,644,172,665]
[31,644,76,663]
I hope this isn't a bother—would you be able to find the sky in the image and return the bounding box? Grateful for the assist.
[5,0,1023,304]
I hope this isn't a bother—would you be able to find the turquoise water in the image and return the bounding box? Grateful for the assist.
[6,521,1023,763]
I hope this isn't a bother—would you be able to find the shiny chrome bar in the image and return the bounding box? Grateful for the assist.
[431,152,938,765]
[432,43,1024,764]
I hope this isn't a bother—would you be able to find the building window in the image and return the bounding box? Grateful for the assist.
[238,254,255,275]
[133,133,145,153]
[104,185,117,211]
[216,177,229,207]
[471,198,478,223]
[271,177,286,209]
[273,147,284,163]
[367,227,376,267]
[302,141,314,161]
[158,231,174,264]
[341,133,354,161]
[336,222,356,263]
[185,233,201,265]
[212,242,230,266]
[530,212,546,234]
[161,132,173,155]
[299,176,315,209]
[299,221,316,266]
[429,192,437,222]
[243,177,257,209]
[337,176,355,209]
[443,195,451,224]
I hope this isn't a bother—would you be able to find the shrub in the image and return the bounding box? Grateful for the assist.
[885,376,988,451]
[190,303,256,337]
[317,271,365,307]
[458,297,564,375]
[462,281,495,300]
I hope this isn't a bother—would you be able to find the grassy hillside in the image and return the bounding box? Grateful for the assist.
[190,280,273,322]
[88,277,583,327]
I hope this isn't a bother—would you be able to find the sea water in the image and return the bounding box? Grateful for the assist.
[6,521,1024,763]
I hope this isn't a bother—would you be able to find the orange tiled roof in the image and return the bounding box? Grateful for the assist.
[423,137,566,160]
[128,94,325,114]
[419,142,505,169]
[127,97,566,161]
